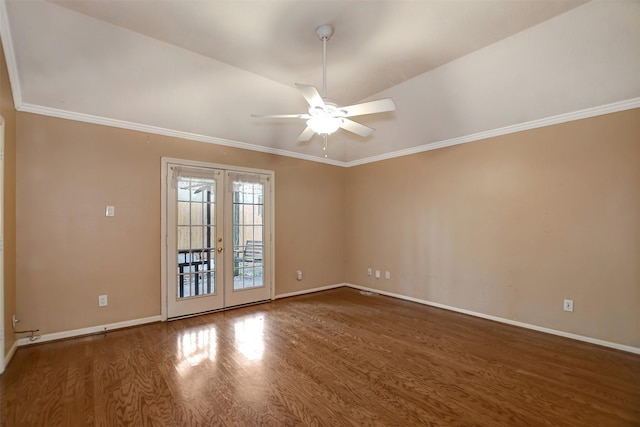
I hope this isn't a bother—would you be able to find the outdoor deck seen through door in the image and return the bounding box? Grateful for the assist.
[166,163,272,319]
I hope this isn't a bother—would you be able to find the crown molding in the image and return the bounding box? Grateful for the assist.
[345,97,640,167]
[0,0,23,108]
[18,97,640,169]
[18,103,345,167]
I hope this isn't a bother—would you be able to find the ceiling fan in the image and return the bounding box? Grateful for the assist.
[252,24,396,153]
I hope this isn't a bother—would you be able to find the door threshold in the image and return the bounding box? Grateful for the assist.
[167,299,271,321]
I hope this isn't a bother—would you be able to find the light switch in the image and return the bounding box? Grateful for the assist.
[98,295,108,307]
[106,206,115,217]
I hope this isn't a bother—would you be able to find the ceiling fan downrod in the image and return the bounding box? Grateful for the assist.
[316,24,333,99]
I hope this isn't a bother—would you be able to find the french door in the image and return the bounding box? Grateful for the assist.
[163,160,272,319]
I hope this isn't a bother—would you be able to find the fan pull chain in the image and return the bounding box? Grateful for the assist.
[323,135,328,158]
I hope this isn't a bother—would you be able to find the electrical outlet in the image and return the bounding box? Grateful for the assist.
[563,299,574,312]
[367,268,372,276]
[99,295,108,307]
[385,271,391,279]
[375,270,381,279]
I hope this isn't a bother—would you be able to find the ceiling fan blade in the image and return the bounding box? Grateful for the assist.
[297,126,315,142]
[341,98,396,117]
[295,83,325,108]
[339,119,375,138]
[252,113,310,119]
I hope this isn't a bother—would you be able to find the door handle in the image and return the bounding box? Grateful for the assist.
[217,247,224,253]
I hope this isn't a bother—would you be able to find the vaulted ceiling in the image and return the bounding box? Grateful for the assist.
[1,1,639,165]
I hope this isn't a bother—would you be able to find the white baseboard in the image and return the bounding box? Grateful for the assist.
[274,283,345,300]
[11,285,344,348]
[11,285,638,355]
[16,315,162,347]
[345,283,640,355]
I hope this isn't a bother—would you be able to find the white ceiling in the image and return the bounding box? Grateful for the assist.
[2,0,639,165]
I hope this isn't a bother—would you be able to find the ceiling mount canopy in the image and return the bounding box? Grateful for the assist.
[252,24,396,156]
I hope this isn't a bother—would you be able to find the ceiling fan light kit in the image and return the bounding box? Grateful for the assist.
[306,101,344,135]
[252,24,396,156]
[307,116,342,136]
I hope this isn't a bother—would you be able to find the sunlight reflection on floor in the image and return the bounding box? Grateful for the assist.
[176,325,217,376]
[234,315,265,362]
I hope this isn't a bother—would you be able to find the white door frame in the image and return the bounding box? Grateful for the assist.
[0,117,5,373]
[160,157,275,321]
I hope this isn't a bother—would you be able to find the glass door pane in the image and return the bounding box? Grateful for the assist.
[225,173,271,307]
[232,181,264,290]
[176,176,216,298]
[168,167,224,318]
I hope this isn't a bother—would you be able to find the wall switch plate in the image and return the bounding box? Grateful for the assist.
[367,268,372,276]
[563,299,574,312]
[385,271,391,279]
[375,270,381,279]
[99,295,108,307]
[105,205,115,217]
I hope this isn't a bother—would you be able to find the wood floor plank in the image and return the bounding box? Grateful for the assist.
[1,287,638,426]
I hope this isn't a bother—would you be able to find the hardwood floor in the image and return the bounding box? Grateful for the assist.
[1,287,638,426]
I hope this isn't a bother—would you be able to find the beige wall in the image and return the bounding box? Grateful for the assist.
[1,41,17,358]
[12,98,640,348]
[346,109,640,347]
[16,113,345,335]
